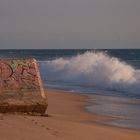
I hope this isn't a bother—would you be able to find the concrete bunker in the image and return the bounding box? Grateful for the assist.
[0,58,47,115]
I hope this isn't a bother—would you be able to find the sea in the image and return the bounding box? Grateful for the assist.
[0,49,140,130]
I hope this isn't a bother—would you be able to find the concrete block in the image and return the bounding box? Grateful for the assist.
[0,58,47,115]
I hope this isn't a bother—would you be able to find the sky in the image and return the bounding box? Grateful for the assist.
[0,0,140,49]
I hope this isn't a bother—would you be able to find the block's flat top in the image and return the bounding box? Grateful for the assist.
[0,58,45,99]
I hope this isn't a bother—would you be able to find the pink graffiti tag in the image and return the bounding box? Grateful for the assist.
[0,60,40,90]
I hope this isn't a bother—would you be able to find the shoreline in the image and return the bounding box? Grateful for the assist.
[46,88,116,122]
[47,88,140,130]
[0,88,140,140]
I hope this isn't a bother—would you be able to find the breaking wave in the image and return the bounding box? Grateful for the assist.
[39,51,140,96]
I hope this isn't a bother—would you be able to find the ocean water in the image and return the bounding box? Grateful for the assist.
[0,49,140,129]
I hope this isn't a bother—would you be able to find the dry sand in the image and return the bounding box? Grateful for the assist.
[0,89,140,140]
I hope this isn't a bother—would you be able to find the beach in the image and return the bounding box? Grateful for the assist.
[0,89,140,140]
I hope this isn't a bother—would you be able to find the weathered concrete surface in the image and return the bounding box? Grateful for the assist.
[0,58,47,115]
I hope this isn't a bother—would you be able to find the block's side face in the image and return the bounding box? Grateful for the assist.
[33,59,46,99]
[0,58,47,114]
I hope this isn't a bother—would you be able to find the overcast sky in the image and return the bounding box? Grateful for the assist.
[0,0,140,49]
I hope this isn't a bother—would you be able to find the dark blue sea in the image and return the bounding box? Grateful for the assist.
[0,49,140,130]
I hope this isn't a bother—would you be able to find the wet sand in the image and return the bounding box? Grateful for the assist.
[0,89,140,140]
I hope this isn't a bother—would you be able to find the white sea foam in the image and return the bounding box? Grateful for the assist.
[39,51,140,95]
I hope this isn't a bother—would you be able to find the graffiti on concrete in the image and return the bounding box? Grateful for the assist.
[0,59,40,91]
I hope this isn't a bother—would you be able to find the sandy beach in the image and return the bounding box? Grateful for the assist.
[0,89,140,140]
